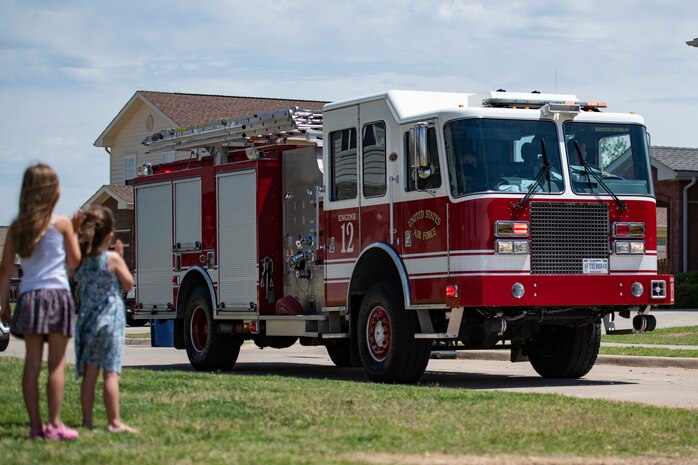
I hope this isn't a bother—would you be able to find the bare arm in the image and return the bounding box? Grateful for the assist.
[108,246,134,292]
[54,215,81,271]
[0,228,16,323]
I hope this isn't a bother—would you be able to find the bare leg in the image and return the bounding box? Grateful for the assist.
[80,364,100,429]
[23,335,45,432]
[46,333,69,427]
[104,370,137,433]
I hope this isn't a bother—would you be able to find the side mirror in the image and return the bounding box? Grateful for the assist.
[409,124,431,180]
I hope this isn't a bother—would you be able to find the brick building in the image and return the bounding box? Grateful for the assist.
[651,146,698,275]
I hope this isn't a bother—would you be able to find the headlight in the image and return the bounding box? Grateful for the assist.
[630,241,645,254]
[495,240,529,254]
[614,240,645,255]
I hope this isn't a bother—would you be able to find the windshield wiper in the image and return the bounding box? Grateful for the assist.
[573,141,626,211]
[514,139,552,209]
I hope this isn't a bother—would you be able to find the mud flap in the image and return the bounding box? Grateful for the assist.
[511,346,529,362]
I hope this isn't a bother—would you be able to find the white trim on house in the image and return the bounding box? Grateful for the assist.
[94,92,176,148]
[82,185,134,210]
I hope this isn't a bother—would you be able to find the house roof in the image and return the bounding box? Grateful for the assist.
[650,146,698,180]
[95,91,327,147]
[139,91,326,127]
[83,184,134,210]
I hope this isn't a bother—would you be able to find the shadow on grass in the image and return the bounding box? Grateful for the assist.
[127,360,632,391]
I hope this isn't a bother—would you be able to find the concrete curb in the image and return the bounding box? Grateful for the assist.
[125,338,151,346]
[448,350,698,370]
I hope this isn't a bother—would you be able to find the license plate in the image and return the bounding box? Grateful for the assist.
[583,258,608,274]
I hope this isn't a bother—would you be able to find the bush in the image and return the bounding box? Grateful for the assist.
[674,271,698,308]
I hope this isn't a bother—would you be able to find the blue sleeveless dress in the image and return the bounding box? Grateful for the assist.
[74,252,125,378]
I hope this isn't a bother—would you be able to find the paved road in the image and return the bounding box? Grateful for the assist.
[3,310,697,410]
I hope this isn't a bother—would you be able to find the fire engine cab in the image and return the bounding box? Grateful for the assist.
[135,90,673,383]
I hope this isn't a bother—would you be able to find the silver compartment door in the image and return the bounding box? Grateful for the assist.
[217,170,258,310]
[135,181,173,311]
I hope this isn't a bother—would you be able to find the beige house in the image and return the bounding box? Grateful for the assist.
[88,91,326,271]
[0,227,21,279]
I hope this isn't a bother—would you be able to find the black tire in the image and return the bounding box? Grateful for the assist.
[0,337,9,352]
[357,281,431,383]
[184,288,242,371]
[325,339,360,367]
[528,322,601,378]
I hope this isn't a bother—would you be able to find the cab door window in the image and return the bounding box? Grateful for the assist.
[362,121,386,198]
[330,128,358,201]
[405,126,441,191]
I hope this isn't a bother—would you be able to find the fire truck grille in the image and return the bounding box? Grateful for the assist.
[530,202,609,274]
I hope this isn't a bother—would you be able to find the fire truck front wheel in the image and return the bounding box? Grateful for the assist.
[357,281,431,383]
[325,339,360,368]
[184,288,242,371]
[527,322,601,379]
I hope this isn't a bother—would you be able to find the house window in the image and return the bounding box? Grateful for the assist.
[124,155,136,182]
[163,151,175,164]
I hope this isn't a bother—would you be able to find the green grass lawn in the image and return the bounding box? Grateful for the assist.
[1,357,697,465]
[602,326,698,346]
[599,326,698,358]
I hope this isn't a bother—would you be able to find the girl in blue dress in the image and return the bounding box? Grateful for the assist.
[75,206,137,433]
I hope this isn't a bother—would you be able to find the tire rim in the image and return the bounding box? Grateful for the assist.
[366,306,391,362]
[191,306,208,352]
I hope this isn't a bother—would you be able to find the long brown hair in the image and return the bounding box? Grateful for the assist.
[78,206,115,257]
[12,164,61,258]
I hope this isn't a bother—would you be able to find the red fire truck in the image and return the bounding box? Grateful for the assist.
[134,90,673,383]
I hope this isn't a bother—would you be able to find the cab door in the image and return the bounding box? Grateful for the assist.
[358,100,392,249]
[398,122,449,303]
[323,105,360,307]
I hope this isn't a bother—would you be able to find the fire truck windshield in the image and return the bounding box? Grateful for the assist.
[563,122,653,196]
[444,118,564,197]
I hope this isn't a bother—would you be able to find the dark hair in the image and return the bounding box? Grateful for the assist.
[78,206,115,257]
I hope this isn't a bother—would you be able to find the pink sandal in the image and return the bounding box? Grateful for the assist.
[44,423,79,441]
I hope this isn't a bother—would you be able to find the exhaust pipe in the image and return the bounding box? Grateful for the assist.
[633,314,657,332]
[485,317,508,336]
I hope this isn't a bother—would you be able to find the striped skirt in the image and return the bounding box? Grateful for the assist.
[11,288,75,338]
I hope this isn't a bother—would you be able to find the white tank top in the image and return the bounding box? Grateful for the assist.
[19,222,70,294]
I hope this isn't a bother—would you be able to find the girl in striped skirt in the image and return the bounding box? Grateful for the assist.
[0,164,83,440]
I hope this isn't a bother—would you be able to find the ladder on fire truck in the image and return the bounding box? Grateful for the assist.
[142,107,323,155]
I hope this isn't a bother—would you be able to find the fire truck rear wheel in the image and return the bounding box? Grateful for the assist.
[184,288,242,371]
[528,322,601,379]
[357,281,431,383]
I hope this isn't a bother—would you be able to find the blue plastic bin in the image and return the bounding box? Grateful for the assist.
[150,319,174,347]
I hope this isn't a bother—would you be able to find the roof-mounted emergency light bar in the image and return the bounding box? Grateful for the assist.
[479,91,607,113]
